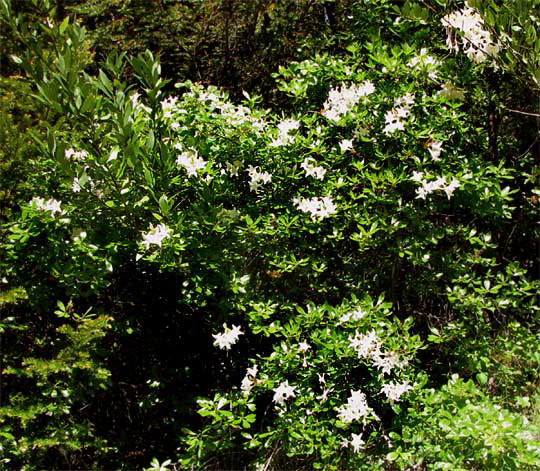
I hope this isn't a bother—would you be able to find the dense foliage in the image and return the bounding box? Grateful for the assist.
[0,0,539,470]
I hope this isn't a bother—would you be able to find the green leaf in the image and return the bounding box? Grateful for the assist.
[476,372,488,385]
[59,16,69,35]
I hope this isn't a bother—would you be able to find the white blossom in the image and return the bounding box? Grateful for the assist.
[337,389,372,423]
[246,165,272,192]
[301,158,326,180]
[349,330,381,359]
[293,196,337,221]
[407,48,440,79]
[323,81,374,122]
[442,7,500,63]
[372,351,407,375]
[72,178,81,193]
[350,432,365,453]
[428,140,444,160]
[339,139,354,153]
[212,324,244,350]
[30,197,65,216]
[270,119,300,146]
[273,380,297,405]
[141,223,172,249]
[340,307,367,323]
[175,146,208,177]
[381,381,413,402]
[414,174,460,200]
[129,92,151,114]
[240,364,259,395]
[383,94,415,135]
[161,96,179,118]
[65,148,88,161]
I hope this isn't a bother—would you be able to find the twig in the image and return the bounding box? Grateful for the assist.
[505,108,540,118]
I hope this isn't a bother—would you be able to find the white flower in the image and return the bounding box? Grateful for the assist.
[298,341,311,353]
[382,95,414,136]
[411,171,424,182]
[30,197,65,216]
[301,158,326,180]
[428,140,443,160]
[381,381,413,402]
[350,432,365,453]
[175,147,208,177]
[240,364,258,395]
[443,178,461,199]
[270,119,300,146]
[337,389,372,423]
[442,7,500,63]
[372,351,407,375]
[130,92,151,114]
[273,380,297,405]
[65,148,88,161]
[161,96,179,118]
[212,324,243,350]
[141,223,172,249]
[323,81,375,122]
[349,330,381,359]
[414,174,460,200]
[277,119,300,135]
[339,139,354,153]
[340,307,366,323]
[226,160,243,177]
[293,196,337,221]
[72,178,81,193]
[246,165,272,192]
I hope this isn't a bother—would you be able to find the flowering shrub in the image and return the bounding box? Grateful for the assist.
[0,1,538,469]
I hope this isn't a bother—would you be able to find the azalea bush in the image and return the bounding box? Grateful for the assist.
[0,0,539,469]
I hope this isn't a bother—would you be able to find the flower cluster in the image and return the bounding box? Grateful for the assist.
[161,96,179,119]
[273,380,297,405]
[29,197,65,216]
[246,165,272,192]
[301,157,326,180]
[442,6,500,63]
[322,81,375,122]
[141,223,172,249]
[412,171,460,199]
[293,196,337,221]
[337,389,372,423]
[225,160,243,177]
[407,48,440,79]
[175,146,208,177]
[212,324,244,350]
[383,93,415,135]
[270,119,300,146]
[380,380,413,403]
[340,307,367,323]
[349,329,407,375]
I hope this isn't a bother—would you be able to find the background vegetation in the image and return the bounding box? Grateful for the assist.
[0,0,539,470]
